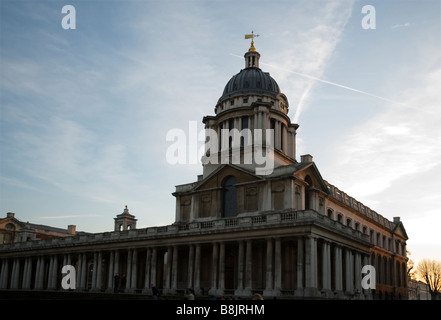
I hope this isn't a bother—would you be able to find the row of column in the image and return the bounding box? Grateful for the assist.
[0,236,372,298]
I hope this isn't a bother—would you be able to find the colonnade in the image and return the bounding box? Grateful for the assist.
[0,234,373,298]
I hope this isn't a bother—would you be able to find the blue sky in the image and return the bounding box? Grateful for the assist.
[1,0,440,265]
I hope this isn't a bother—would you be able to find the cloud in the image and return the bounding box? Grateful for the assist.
[38,214,102,220]
[323,63,441,200]
[392,22,412,29]
[262,0,355,123]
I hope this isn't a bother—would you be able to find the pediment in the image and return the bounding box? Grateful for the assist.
[194,164,263,192]
[294,162,330,195]
[0,217,25,230]
[393,222,409,240]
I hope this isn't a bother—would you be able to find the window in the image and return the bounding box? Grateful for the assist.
[222,176,237,218]
[230,100,234,106]
[243,98,248,103]
[327,209,333,220]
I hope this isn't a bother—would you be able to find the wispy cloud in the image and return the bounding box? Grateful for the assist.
[392,22,412,29]
[323,63,441,201]
[262,0,355,123]
[38,214,102,220]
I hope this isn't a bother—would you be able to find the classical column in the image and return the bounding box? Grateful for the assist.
[244,240,252,295]
[235,241,244,296]
[107,251,114,292]
[344,248,353,294]
[130,249,138,292]
[79,253,87,291]
[165,246,173,291]
[305,235,318,296]
[296,237,304,295]
[10,258,18,289]
[334,245,343,293]
[217,242,225,295]
[96,251,103,291]
[143,248,152,293]
[354,252,362,294]
[22,258,31,289]
[150,248,157,288]
[274,238,282,295]
[34,257,41,290]
[35,256,45,290]
[194,244,201,295]
[0,259,9,289]
[264,238,273,296]
[125,249,132,292]
[187,245,195,290]
[171,246,178,292]
[91,252,98,290]
[46,257,52,290]
[208,243,219,295]
[49,255,58,290]
[321,242,331,292]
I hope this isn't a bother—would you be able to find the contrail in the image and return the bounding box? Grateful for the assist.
[229,53,407,107]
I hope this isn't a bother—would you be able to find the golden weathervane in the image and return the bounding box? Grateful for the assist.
[244,31,259,52]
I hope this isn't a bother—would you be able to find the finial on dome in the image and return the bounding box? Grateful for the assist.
[244,31,259,52]
[244,31,261,68]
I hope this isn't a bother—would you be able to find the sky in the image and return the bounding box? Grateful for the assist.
[1,0,440,266]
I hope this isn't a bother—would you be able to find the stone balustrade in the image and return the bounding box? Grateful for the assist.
[0,209,369,254]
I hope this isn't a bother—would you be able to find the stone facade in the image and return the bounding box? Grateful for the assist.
[0,41,408,299]
[0,212,78,244]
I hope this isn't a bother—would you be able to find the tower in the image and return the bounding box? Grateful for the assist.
[114,205,137,231]
[173,36,307,223]
[202,36,298,178]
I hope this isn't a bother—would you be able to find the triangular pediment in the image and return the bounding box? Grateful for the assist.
[193,164,263,192]
[393,222,409,240]
[294,161,330,195]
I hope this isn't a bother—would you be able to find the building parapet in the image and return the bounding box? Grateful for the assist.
[324,180,392,229]
[0,209,369,254]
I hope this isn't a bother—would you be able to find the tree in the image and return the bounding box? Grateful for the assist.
[407,250,416,279]
[416,259,441,300]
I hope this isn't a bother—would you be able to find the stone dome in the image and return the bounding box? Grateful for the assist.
[218,67,280,104]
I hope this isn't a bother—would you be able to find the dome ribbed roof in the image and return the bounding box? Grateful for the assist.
[218,67,280,104]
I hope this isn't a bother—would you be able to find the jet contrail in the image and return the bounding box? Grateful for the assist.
[229,53,407,107]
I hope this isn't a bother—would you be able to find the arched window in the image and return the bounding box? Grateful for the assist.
[223,176,237,218]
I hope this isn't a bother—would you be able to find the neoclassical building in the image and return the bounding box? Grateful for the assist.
[0,39,408,299]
